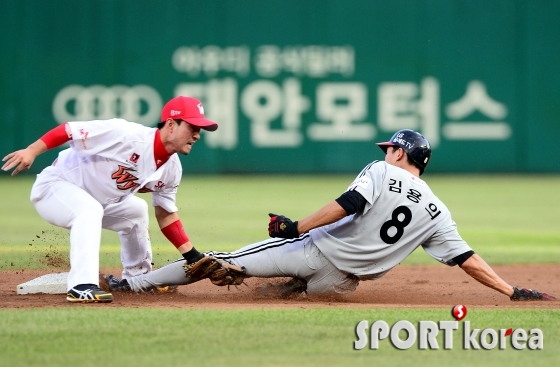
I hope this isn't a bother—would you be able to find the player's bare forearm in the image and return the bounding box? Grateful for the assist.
[154,206,193,253]
[154,205,179,228]
[459,254,514,297]
[175,242,193,254]
[1,139,47,176]
[297,201,348,234]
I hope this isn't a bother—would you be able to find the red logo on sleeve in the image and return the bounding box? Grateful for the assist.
[79,128,89,149]
[137,180,165,194]
[111,165,140,191]
[129,153,140,163]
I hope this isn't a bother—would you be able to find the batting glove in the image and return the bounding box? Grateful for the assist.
[268,213,299,238]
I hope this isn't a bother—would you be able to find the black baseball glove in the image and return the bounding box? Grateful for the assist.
[268,213,299,238]
[510,286,556,301]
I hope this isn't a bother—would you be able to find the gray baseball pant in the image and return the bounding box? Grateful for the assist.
[128,233,359,295]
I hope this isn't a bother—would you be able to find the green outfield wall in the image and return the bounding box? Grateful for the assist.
[1,0,559,174]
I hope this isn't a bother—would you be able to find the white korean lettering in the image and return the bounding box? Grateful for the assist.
[172,46,250,77]
[175,79,239,150]
[377,77,440,147]
[255,45,282,77]
[308,82,375,141]
[255,45,355,78]
[241,79,308,147]
[443,80,511,140]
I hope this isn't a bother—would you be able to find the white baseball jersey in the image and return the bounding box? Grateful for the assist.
[311,161,472,279]
[51,119,181,212]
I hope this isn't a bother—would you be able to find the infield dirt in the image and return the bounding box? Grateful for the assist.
[1,264,558,309]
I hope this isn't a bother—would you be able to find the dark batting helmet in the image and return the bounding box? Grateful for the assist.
[376,129,432,175]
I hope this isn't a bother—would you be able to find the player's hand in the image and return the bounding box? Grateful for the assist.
[2,148,38,176]
[268,213,299,239]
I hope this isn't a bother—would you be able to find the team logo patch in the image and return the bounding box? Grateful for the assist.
[349,177,371,190]
[129,153,140,163]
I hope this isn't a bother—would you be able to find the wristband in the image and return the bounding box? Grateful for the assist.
[161,220,189,248]
[40,123,72,149]
[182,247,203,264]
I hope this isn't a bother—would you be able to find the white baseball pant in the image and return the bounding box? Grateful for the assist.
[30,167,152,290]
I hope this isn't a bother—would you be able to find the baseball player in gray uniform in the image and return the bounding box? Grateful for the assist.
[2,96,229,303]
[106,129,555,301]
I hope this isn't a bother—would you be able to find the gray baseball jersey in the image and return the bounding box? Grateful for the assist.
[311,160,472,279]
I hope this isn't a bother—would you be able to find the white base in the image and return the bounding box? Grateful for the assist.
[16,272,69,295]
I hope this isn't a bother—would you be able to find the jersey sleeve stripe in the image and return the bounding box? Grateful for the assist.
[347,161,380,191]
[211,234,311,260]
[357,160,380,179]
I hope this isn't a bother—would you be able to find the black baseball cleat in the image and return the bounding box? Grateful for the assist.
[104,274,178,294]
[67,284,113,303]
[105,275,132,292]
[510,286,556,301]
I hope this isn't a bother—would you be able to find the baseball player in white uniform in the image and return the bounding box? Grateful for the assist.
[105,129,555,302]
[2,96,228,303]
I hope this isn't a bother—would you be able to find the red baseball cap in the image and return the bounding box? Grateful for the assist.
[160,96,218,131]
